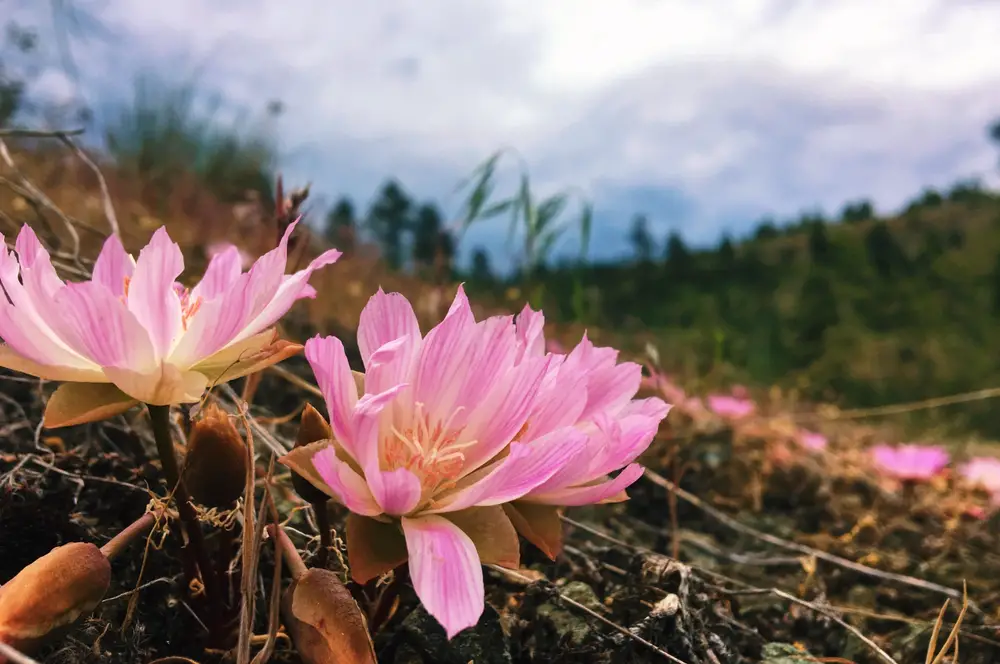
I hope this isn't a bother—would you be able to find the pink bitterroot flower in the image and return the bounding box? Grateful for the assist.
[281,287,669,639]
[797,430,829,452]
[707,393,756,420]
[870,443,950,482]
[959,457,1000,505]
[0,223,339,426]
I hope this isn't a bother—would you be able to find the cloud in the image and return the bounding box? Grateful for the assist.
[8,0,1000,263]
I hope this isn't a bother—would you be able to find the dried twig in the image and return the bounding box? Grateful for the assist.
[54,133,122,239]
[0,137,82,264]
[0,642,43,664]
[726,587,898,663]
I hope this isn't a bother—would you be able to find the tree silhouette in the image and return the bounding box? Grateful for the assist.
[807,220,830,263]
[325,197,356,252]
[865,221,906,278]
[664,230,692,279]
[629,214,655,264]
[366,179,413,270]
[789,271,839,368]
[470,247,494,285]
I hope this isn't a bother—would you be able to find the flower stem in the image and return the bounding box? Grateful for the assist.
[314,501,331,569]
[100,509,160,561]
[146,403,222,610]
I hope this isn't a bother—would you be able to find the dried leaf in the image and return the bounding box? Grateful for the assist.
[282,569,377,664]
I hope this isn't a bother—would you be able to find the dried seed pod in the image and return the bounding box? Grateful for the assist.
[183,403,248,509]
[0,543,111,659]
[281,568,376,664]
[291,403,334,505]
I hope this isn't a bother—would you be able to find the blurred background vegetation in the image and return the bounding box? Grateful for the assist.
[4,13,1000,442]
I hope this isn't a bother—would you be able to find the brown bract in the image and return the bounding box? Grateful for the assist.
[0,543,111,660]
[291,404,335,505]
[281,568,377,664]
[183,403,248,508]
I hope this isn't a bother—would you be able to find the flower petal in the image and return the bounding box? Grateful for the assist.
[92,234,135,298]
[231,246,341,346]
[459,355,551,472]
[370,467,422,516]
[102,364,208,405]
[524,463,645,506]
[514,304,545,362]
[0,238,94,370]
[311,446,382,516]
[402,514,484,639]
[43,382,139,428]
[428,428,588,513]
[127,227,185,359]
[357,289,421,369]
[411,293,479,418]
[192,243,243,301]
[305,336,359,459]
[0,343,105,382]
[51,282,157,371]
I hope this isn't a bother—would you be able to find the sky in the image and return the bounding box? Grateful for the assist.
[8,0,1000,266]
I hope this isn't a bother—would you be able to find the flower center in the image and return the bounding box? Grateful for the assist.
[382,403,477,494]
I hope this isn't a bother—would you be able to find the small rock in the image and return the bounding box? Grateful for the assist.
[399,602,511,664]
[536,582,602,647]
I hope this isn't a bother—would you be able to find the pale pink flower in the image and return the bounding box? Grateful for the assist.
[281,288,669,638]
[797,430,828,452]
[959,457,1000,504]
[870,444,950,481]
[707,393,756,420]
[0,223,339,426]
[206,241,253,269]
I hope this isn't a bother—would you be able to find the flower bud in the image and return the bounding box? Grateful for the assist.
[291,404,334,505]
[183,404,248,509]
[0,543,111,658]
[281,568,376,664]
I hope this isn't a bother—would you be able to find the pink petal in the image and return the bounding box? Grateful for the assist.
[0,236,91,369]
[232,246,341,345]
[453,315,518,411]
[102,363,208,405]
[305,335,359,458]
[526,463,645,506]
[169,222,301,365]
[459,355,551,472]
[514,304,545,362]
[127,227,184,359]
[357,289,421,367]
[192,243,243,301]
[0,295,95,370]
[520,355,587,441]
[580,359,643,422]
[52,281,157,371]
[412,293,480,417]
[15,225,65,304]
[370,467,422,516]
[428,428,589,514]
[402,515,484,639]
[312,446,382,516]
[92,234,135,298]
[357,290,422,394]
[0,342,104,382]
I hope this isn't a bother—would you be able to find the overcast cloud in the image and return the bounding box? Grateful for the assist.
[8,0,1000,262]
